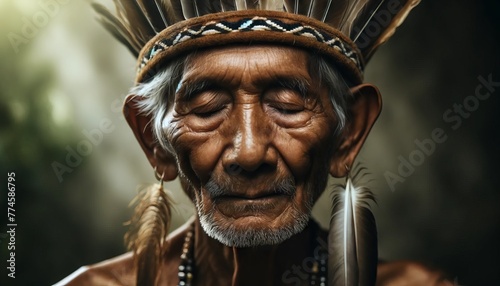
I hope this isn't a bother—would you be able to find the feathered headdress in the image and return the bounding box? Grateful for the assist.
[93,1,420,285]
[93,0,419,85]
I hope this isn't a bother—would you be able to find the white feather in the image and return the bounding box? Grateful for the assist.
[328,166,378,286]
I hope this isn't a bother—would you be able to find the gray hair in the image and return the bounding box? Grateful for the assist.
[129,53,352,151]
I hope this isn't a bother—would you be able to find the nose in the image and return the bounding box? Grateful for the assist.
[222,103,277,175]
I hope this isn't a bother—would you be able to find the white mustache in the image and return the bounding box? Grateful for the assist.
[204,176,296,199]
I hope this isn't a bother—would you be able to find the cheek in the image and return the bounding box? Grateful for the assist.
[163,114,225,185]
[274,114,335,182]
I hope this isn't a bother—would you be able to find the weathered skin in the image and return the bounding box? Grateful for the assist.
[56,46,452,286]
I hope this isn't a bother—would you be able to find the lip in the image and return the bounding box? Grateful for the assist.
[215,192,290,200]
[213,194,291,218]
[209,185,294,201]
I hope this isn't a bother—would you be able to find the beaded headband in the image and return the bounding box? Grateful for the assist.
[136,10,363,84]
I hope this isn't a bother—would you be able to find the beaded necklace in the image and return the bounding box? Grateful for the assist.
[177,224,327,286]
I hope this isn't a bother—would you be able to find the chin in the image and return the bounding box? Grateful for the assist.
[196,195,313,248]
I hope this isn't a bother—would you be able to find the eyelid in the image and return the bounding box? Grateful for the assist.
[268,104,304,117]
[177,80,221,101]
[188,90,231,117]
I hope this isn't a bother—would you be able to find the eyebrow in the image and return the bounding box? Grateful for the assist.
[176,75,311,100]
[269,76,310,98]
[176,79,219,101]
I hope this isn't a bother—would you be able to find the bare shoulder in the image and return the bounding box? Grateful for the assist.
[54,219,193,286]
[53,252,135,286]
[376,260,453,286]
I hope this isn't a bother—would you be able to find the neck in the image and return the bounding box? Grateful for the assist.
[192,217,326,286]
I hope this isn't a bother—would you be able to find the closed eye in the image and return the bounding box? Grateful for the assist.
[273,107,302,115]
[194,105,227,118]
[269,102,304,115]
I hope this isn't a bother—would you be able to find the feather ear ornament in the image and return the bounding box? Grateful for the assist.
[124,168,174,286]
[328,163,378,286]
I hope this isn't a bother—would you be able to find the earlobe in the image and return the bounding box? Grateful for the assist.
[123,94,178,181]
[329,83,382,178]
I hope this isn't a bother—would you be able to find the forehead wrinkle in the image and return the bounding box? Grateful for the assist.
[179,58,247,95]
[183,46,311,90]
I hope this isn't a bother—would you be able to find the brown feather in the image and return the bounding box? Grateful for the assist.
[92,3,142,56]
[154,0,192,25]
[97,17,141,56]
[136,0,167,32]
[197,1,219,16]
[350,0,386,36]
[152,0,170,26]
[167,0,185,21]
[220,0,236,12]
[180,0,198,18]
[113,0,156,46]
[260,0,284,10]
[322,0,350,27]
[352,0,421,62]
[309,0,326,20]
[181,0,218,18]
[232,0,259,10]
[245,0,260,9]
[307,0,345,27]
[338,0,369,36]
[125,183,174,286]
[283,0,309,14]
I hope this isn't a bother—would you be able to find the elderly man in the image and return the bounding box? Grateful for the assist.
[57,1,452,285]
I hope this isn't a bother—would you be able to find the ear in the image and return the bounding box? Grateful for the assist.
[123,94,178,181]
[329,83,382,178]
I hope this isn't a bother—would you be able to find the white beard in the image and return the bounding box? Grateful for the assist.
[195,177,314,248]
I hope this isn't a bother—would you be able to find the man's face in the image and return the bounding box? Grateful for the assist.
[163,45,340,247]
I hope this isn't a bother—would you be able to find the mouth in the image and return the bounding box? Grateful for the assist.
[214,191,291,201]
[211,191,292,218]
[202,177,296,218]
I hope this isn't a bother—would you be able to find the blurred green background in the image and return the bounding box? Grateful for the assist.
[0,0,498,285]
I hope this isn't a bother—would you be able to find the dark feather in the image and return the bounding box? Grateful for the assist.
[321,0,350,27]
[309,0,327,20]
[197,1,219,15]
[245,0,260,9]
[328,164,378,286]
[283,0,309,14]
[113,0,156,45]
[167,0,185,21]
[338,0,369,35]
[182,0,219,18]
[125,183,174,286]
[180,0,199,18]
[307,0,345,27]
[96,17,141,56]
[351,0,386,37]
[152,0,170,26]
[136,0,167,32]
[220,0,236,12]
[351,0,421,62]
[92,2,142,56]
